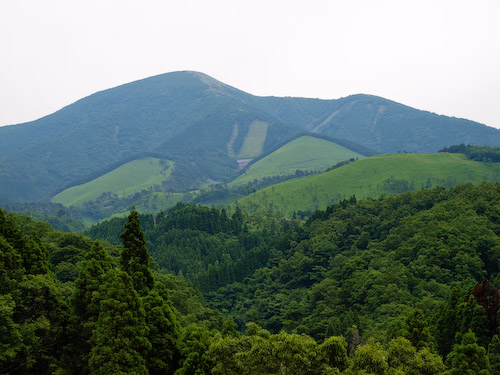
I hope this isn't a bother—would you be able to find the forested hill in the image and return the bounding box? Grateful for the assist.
[2,71,500,203]
[3,183,500,373]
[86,184,500,362]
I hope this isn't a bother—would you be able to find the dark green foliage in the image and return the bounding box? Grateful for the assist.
[489,335,500,375]
[120,208,154,295]
[88,269,151,375]
[441,144,500,162]
[4,201,85,232]
[143,283,181,375]
[0,208,50,275]
[88,203,278,293]
[444,330,491,375]
[207,183,500,347]
[6,181,500,372]
[175,325,214,375]
[0,207,66,375]
[402,309,435,350]
[65,241,116,374]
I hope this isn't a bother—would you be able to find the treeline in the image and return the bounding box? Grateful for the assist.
[440,144,500,162]
[193,169,318,206]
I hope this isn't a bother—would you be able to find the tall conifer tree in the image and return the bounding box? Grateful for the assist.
[143,283,181,374]
[88,269,151,375]
[66,241,115,374]
[120,207,154,295]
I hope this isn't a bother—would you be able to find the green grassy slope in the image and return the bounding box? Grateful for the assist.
[230,136,364,186]
[235,153,500,217]
[52,158,174,207]
[238,120,269,158]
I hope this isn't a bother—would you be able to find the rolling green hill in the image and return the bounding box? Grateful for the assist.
[52,157,174,207]
[230,135,364,186]
[235,152,500,217]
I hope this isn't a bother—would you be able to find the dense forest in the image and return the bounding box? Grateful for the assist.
[3,183,500,373]
[440,144,500,162]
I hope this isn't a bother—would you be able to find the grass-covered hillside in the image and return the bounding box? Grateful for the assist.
[235,152,500,217]
[52,157,174,207]
[230,135,364,186]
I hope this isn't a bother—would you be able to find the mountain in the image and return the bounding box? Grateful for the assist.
[1,70,500,204]
[0,71,301,202]
[235,152,500,217]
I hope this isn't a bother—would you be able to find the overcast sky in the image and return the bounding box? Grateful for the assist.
[1,0,499,128]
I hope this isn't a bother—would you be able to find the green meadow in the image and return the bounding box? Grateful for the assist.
[52,158,174,207]
[235,152,500,217]
[231,135,364,186]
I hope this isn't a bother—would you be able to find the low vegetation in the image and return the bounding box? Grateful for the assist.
[52,157,174,207]
[230,135,364,186]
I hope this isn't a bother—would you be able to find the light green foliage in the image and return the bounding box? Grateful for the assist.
[273,330,322,374]
[444,330,490,375]
[387,337,444,375]
[231,135,363,186]
[387,337,417,372]
[320,336,349,372]
[207,332,243,375]
[414,348,446,375]
[52,157,174,207]
[350,338,389,375]
[206,323,347,375]
[236,153,500,217]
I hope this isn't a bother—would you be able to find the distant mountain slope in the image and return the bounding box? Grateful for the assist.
[253,94,500,154]
[235,153,500,217]
[1,70,499,203]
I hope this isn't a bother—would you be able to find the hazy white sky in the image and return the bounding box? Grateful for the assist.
[1,0,499,128]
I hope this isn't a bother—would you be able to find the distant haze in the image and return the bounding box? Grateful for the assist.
[1,0,499,128]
